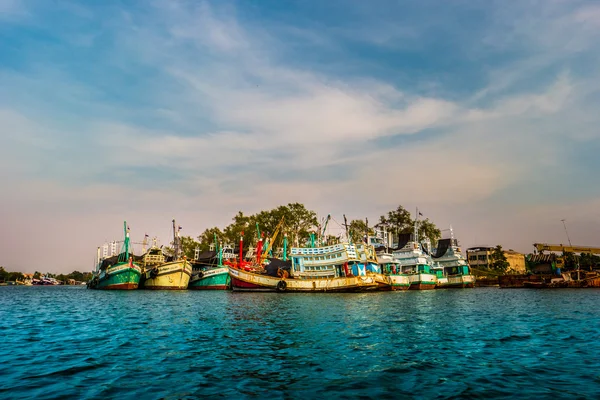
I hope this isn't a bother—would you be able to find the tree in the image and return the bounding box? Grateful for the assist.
[489,245,510,272]
[197,227,224,252]
[562,251,577,270]
[378,205,441,245]
[348,219,374,243]
[378,205,413,238]
[210,204,318,251]
[179,236,200,259]
[418,218,442,248]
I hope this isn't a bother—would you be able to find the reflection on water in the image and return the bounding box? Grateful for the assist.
[1,287,599,399]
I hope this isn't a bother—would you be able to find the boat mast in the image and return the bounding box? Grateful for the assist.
[172,219,180,260]
[414,208,419,243]
[124,221,130,261]
[343,214,350,243]
[239,232,244,263]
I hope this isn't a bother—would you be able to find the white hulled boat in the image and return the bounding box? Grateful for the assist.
[431,227,475,288]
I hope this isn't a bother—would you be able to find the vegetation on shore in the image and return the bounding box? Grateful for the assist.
[0,267,92,284]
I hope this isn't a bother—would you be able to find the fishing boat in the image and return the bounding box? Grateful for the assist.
[88,222,142,290]
[228,217,380,292]
[376,251,410,290]
[188,245,232,290]
[431,229,475,288]
[140,220,192,290]
[392,222,437,291]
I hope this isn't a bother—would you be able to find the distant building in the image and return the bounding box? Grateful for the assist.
[466,247,526,274]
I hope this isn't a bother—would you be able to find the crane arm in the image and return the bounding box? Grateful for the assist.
[534,243,600,254]
[260,216,285,264]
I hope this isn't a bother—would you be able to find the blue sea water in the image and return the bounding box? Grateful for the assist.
[1,287,599,399]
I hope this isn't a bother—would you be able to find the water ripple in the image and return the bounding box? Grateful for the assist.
[1,287,600,399]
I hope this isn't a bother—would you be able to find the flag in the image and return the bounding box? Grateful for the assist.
[178,226,183,231]
[419,212,423,216]
[145,234,149,238]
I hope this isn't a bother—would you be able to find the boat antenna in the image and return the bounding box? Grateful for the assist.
[561,219,573,247]
[343,214,349,242]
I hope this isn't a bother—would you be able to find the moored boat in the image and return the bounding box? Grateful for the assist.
[376,251,410,290]
[431,230,475,289]
[88,222,142,290]
[392,236,437,290]
[188,246,232,290]
[227,217,380,292]
[141,220,192,290]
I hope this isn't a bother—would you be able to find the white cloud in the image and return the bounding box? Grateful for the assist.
[2,0,600,272]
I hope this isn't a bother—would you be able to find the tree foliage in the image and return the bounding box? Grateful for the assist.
[378,205,441,245]
[490,245,510,272]
[0,266,92,284]
[348,219,374,243]
[196,203,318,253]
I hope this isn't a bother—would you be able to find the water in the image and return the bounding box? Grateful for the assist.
[1,287,599,399]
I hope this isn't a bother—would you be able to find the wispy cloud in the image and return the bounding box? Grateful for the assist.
[1,0,600,271]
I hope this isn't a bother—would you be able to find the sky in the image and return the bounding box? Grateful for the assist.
[1,0,600,273]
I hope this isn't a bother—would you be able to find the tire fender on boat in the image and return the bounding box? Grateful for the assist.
[277,280,287,292]
[197,271,204,279]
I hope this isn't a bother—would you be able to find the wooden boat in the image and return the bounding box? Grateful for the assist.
[228,264,378,292]
[188,246,232,290]
[228,241,381,292]
[88,222,141,290]
[140,220,192,290]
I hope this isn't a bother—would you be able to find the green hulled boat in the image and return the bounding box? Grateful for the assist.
[188,247,231,290]
[88,221,142,290]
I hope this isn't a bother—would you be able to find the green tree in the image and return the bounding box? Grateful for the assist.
[490,245,510,272]
[379,205,441,245]
[0,266,7,281]
[378,205,413,237]
[197,227,224,252]
[418,218,442,248]
[179,236,200,259]
[33,271,41,279]
[562,251,578,270]
[348,219,374,243]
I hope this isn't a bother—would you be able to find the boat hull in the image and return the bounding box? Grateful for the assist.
[228,267,379,292]
[407,273,437,290]
[92,263,141,290]
[387,274,411,291]
[143,260,192,290]
[436,275,475,289]
[188,267,231,290]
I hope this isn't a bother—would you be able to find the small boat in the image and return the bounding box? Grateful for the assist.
[88,221,142,290]
[140,220,191,290]
[431,229,475,288]
[188,245,232,290]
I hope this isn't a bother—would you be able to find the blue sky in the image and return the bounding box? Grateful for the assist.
[2,0,600,273]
